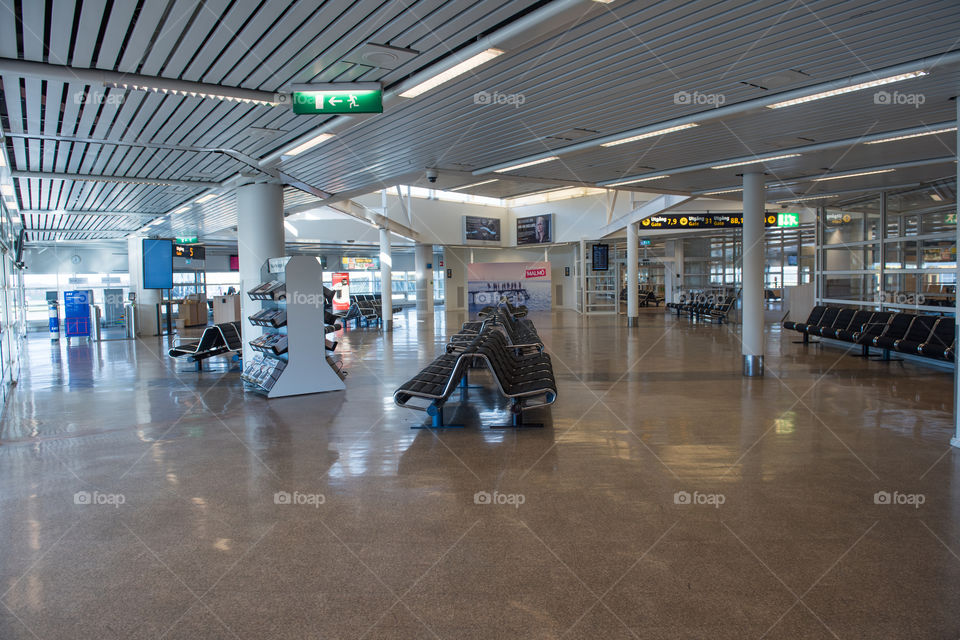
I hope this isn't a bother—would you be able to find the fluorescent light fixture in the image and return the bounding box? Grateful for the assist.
[711,153,801,169]
[494,156,559,173]
[775,194,838,203]
[173,206,189,214]
[702,187,743,195]
[195,193,217,204]
[399,48,505,98]
[449,179,498,192]
[606,175,670,187]
[811,169,895,182]
[930,193,943,201]
[601,123,698,147]
[284,132,335,156]
[0,153,6,168]
[108,82,282,106]
[865,126,957,144]
[0,185,13,196]
[766,71,928,109]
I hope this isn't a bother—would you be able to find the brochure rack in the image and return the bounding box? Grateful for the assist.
[242,256,345,397]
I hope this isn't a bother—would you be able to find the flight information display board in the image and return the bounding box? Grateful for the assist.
[639,213,780,229]
[592,243,609,271]
[174,243,205,260]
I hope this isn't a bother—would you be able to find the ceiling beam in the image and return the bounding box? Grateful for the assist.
[0,57,282,106]
[11,170,218,188]
[21,209,158,218]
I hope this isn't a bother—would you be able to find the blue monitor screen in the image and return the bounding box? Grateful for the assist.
[143,239,173,289]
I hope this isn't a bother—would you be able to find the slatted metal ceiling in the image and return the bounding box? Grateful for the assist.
[1,0,958,242]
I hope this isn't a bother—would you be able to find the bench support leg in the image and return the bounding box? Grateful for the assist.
[491,402,543,429]
[870,348,903,362]
[793,332,819,345]
[412,403,465,429]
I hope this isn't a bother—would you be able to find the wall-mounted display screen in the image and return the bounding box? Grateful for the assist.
[341,256,380,270]
[592,244,609,271]
[463,216,501,243]
[516,213,553,245]
[143,239,173,289]
[174,244,205,260]
[229,255,239,271]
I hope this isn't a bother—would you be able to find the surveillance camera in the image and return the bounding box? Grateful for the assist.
[426,168,438,183]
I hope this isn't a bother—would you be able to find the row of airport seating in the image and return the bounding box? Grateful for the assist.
[783,305,954,361]
[340,294,402,327]
[168,322,243,370]
[619,287,664,307]
[666,293,738,324]
[393,300,556,428]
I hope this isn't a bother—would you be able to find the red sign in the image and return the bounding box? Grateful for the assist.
[332,272,351,312]
[524,268,547,278]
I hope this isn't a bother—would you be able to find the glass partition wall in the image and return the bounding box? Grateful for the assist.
[817,180,956,313]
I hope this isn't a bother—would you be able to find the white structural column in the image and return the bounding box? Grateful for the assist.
[414,243,434,316]
[237,182,285,364]
[379,227,393,332]
[626,221,639,326]
[126,236,161,337]
[742,171,765,377]
[953,97,960,448]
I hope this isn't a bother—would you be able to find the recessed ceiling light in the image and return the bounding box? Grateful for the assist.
[399,48,504,98]
[284,133,335,156]
[766,71,927,109]
[494,156,559,173]
[195,193,217,204]
[864,126,957,144]
[449,179,499,192]
[606,175,670,187]
[710,154,801,169]
[702,187,744,195]
[0,185,13,197]
[811,169,896,182]
[600,123,698,147]
[0,153,6,168]
[929,193,943,201]
[774,194,838,203]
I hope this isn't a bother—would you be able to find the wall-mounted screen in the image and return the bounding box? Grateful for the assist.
[341,256,380,270]
[174,244,205,260]
[143,239,173,289]
[463,216,501,243]
[516,213,553,245]
[229,255,239,271]
[592,244,609,271]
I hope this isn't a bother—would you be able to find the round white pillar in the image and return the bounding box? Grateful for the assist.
[742,172,765,377]
[379,227,393,332]
[414,243,434,316]
[237,182,284,364]
[626,222,639,326]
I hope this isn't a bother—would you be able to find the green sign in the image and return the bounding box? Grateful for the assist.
[175,236,199,244]
[947,213,957,224]
[291,83,383,115]
[776,212,799,228]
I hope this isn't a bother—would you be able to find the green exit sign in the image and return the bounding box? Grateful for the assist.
[946,213,957,224]
[291,82,383,115]
[777,212,799,228]
[175,236,199,244]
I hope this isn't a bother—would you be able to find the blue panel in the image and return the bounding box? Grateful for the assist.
[143,239,173,289]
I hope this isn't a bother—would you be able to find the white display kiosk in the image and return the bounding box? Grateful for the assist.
[241,255,345,397]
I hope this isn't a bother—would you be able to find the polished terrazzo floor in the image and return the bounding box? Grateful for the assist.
[1,307,959,639]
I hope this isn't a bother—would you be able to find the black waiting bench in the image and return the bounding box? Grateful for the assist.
[783,305,954,362]
[394,302,556,428]
[666,293,737,324]
[168,321,243,370]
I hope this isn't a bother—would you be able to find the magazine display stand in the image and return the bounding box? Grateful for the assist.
[241,256,345,397]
